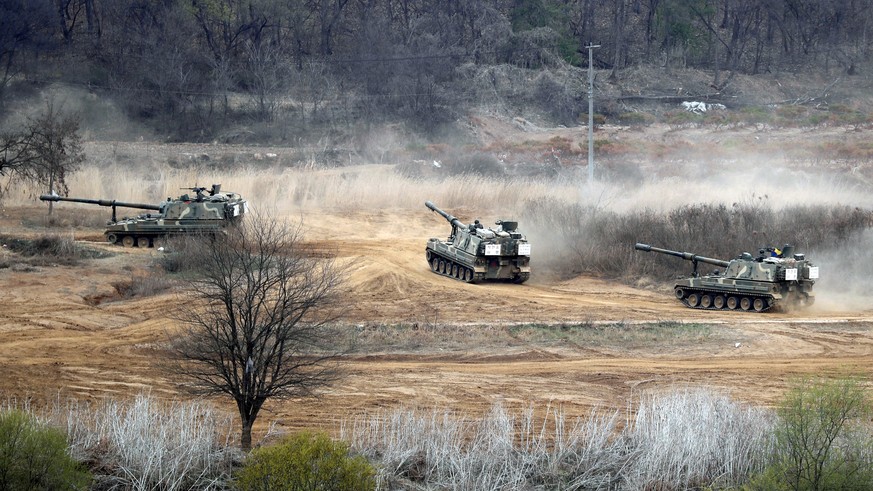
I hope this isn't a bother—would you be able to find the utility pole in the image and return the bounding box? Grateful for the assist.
[586,43,600,184]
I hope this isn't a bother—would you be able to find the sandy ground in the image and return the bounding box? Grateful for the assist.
[2,202,872,439]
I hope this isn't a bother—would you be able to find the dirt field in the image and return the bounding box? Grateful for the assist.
[2,116,873,441]
[2,201,872,439]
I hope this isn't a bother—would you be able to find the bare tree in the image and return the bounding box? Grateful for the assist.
[0,101,84,203]
[0,0,55,105]
[0,131,36,182]
[243,39,292,122]
[171,214,347,450]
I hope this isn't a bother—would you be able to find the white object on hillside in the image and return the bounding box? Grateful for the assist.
[681,101,726,113]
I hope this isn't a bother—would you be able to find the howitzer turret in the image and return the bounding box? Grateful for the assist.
[634,242,817,312]
[425,201,530,283]
[39,184,248,248]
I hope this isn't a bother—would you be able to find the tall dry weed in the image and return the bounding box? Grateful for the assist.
[343,388,771,490]
[50,394,237,490]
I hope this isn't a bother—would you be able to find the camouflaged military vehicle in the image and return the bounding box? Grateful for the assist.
[634,243,817,312]
[425,201,530,283]
[40,184,248,247]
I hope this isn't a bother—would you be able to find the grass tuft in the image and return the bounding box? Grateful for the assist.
[0,233,111,266]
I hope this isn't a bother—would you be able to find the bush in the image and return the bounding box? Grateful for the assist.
[154,234,214,274]
[111,273,175,299]
[0,233,108,266]
[521,197,873,280]
[664,109,700,126]
[448,151,505,177]
[739,106,774,125]
[0,409,91,490]
[236,431,376,491]
[746,377,873,491]
[617,111,656,126]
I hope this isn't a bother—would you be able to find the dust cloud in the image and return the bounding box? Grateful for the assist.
[809,230,873,312]
[1,85,153,142]
[6,113,871,313]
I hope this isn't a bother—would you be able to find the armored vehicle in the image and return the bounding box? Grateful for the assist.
[425,201,530,283]
[40,184,247,247]
[634,243,817,312]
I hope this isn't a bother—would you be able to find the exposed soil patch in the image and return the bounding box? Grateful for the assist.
[2,120,873,440]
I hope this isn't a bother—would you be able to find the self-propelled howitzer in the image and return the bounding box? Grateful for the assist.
[40,184,248,248]
[634,243,818,312]
[425,201,530,283]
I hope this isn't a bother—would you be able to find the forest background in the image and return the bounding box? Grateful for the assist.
[2,0,872,150]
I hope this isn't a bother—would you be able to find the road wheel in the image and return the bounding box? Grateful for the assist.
[740,297,752,311]
[700,295,712,308]
[439,260,446,274]
[431,258,439,271]
[106,233,118,244]
[687,293,700,308]
[713,296,726,309]
[136,237,151,248]
[122,236,135,248]
[426,250,433,262]
[451,264,458,278]
[726,296,739,310]
[753,298,767,312]
[674,288,685,299]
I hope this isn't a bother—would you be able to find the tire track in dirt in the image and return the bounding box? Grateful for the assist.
[1,206,873,436]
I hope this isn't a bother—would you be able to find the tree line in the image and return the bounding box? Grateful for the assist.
[2,0,871,139]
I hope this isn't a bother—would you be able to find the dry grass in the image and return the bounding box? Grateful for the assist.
[7,137,873,285]
[10,394,238,490]
[350,321,726,354]
[343,388,772,490]
[10,152,872,216]
[8,163,579,215]
[0,232,111,266]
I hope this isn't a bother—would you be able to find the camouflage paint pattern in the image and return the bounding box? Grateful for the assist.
[425,201,530,283]
[635,243,817,312]
[40,184,248,247]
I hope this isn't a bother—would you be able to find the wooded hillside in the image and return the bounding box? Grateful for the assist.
[2,0,872,141]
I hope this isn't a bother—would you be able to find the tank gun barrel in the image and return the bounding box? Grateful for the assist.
[634,243,730,268]
[425,201,467,229]
[40,194,162,223]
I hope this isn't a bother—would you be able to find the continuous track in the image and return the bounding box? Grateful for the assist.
[675,287,814,312]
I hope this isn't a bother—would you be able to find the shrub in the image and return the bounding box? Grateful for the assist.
[664,109,700,126]
[0,409,91,490]
[740,106,773,125]
[235,431,376,491]
[448,151,505,177]
[746,377,873,491]
[617,111,656,126]
[521,197,873,280]
[0,233,108,266]
[774,104,809,122]
[111,273,175,299]
[579,112,607,125]
[154,234,214,274]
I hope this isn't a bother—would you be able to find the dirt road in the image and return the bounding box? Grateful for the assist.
[2,205,872,437]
